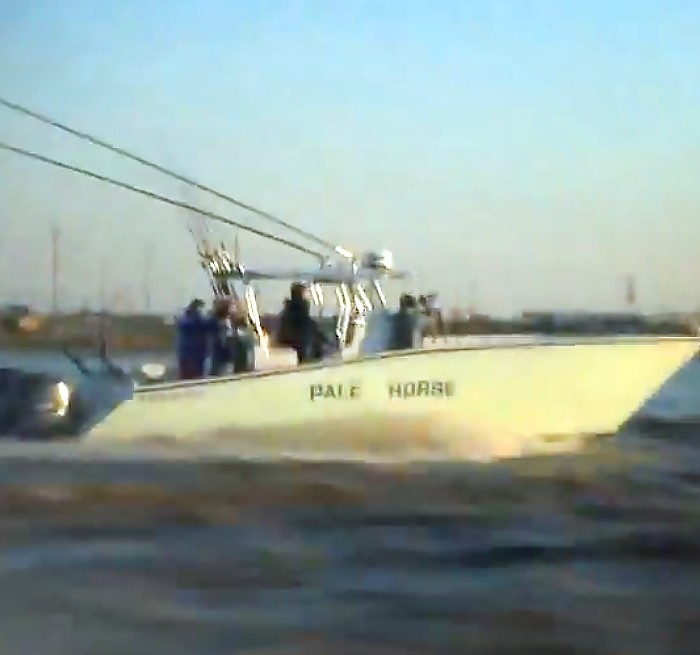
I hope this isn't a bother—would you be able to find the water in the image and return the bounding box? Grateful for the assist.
[1,349,700,654]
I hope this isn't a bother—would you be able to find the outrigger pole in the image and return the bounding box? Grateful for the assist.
[0,95,354,262]
[0,141,327,262]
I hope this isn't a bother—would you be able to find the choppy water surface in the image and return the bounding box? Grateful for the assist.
[1,349,700,654]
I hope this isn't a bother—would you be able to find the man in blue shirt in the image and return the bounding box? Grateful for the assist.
[176,299,212,379]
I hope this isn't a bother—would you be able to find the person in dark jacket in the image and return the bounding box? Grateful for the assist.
[176,299,211,379]
[278,282,323,364]
[392,293,424,350]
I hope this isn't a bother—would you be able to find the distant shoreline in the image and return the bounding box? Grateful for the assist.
[0,335,172,355]
[1,327,696,356]
[1,310,695,356]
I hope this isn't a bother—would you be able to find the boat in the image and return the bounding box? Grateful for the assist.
[6,247,698,451]
[0,96,698,452]
[77,255,700,446]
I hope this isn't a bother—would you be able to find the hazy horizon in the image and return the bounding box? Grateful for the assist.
[1,0,699,315]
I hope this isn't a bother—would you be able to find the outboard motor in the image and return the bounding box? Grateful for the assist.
[0,367,76,437]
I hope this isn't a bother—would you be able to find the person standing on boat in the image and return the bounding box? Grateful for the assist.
[229,298,256,373]
[419,292,445,339]
[209,298,235,376]
[176,298,211,379]
[392,293,424,350]
[208,297,257,375]
[427,293,444,335]
[278,282,321,364]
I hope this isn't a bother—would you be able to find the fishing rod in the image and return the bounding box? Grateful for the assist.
[0,141,327,261]
[155,164,233,295]
[155,146,218,255]
[178,179,218,256]
[0,95,354,261]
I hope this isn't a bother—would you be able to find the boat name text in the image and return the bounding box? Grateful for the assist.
[310,383,361,401]
[388,380,455,399]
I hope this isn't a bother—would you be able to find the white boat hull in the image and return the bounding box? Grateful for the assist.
[83,337,700,456]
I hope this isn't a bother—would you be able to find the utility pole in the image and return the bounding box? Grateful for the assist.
[143,241,153,313]
[98,256,106,313]
[625,274,636,311]
[51,223,60,314]
[97,256,109,358]
[468,280,479,316]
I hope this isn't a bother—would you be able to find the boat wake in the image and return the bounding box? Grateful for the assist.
[0,412,592,465]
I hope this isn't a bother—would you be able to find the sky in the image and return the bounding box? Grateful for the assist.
[0,0,699,315]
